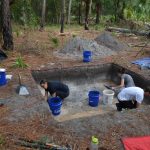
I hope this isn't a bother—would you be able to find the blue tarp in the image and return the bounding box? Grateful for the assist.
[132,57,150,69]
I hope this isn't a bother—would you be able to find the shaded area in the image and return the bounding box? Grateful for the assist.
[32,63,150,96]
[0,49,7,60]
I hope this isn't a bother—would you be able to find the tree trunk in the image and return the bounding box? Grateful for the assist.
[95,2,101,24]
[114,0,125,21]
[106,27,150,37]
[40,0,46,31]
[89,0,92,15]
[2,0,13,50]
[67,0,72,24]
[0,1,2,44]
[22,0,27,27]
[114,0,119,22]
[84,0,90,30]
[60,0,65,33]
[78,0,81,24]
[0,1,2,32]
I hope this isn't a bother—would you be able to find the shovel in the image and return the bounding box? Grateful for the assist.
[16,73,29,95]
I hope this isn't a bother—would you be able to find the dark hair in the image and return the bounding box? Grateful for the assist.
[118,68,125,74]
[40,80,47,85]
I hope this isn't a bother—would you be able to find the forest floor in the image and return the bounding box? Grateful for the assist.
[0,25,150,150]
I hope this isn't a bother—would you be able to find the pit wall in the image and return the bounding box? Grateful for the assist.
[32,63,150,90]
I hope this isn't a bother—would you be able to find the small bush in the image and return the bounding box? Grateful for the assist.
[48,34,59,48]
[72,34,77,38]
[111,32,116,36]
[12,56,29,69]
[51,37,59,47]
[0,135,5,146]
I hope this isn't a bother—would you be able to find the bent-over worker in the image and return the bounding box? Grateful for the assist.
[40,80,69,101]
[112,68,135,93]
[116,87,144,111]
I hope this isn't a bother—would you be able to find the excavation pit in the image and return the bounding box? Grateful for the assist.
[32,63,150,122]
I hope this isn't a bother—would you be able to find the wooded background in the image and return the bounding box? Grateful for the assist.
[0,0,150,50]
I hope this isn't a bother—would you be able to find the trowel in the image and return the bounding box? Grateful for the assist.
[104,84,112,90]
[16,73,29,96]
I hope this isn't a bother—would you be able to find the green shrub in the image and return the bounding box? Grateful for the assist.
[72,34,76,38]
[51,37,59,47]
[13,56,29,69]
[0,135,5,146]
[48,34,59,48]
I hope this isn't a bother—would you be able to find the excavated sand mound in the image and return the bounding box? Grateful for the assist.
[55,36,116,59]
[95,32,130,51]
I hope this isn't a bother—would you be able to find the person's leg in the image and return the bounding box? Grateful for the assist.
[116,98,135,111]
[118,100,136,109]
[116,99,123,111]
[56,91,69,99]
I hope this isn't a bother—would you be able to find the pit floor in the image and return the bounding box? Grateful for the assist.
[37,78,137,122]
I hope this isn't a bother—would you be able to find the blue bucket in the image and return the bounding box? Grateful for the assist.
[83,51,92,62]
[47,97,62,116]
[88,91,100,107]
[0,68,6,86]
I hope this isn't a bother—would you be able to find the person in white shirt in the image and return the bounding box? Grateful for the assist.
[116,87,144,111]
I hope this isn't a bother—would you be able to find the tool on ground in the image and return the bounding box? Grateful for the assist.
[16,73,29,95]
[104,84,112,90]
[16,138,71,150]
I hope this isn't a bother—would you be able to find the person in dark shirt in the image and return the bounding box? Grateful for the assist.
[40,80,69,100]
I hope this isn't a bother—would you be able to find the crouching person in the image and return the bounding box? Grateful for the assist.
[116,87,144,111]
[40,80,69,101]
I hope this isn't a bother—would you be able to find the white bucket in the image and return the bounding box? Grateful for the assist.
[103,89,114,105]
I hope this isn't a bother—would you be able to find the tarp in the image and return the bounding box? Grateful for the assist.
[122,136,150,150]
[132,57,150,69]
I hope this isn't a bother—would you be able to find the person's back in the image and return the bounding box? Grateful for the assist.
[40,80,69,100]
[118,87,144,103]
[47,81,69,99]
[116,87,144,111]
[121,74,135,87]
[47,81,69,94]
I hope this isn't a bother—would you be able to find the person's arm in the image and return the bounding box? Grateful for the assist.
[45,91,48,101]
[112,79,124,89]
[51,92,56,97]
[136,102,141,108]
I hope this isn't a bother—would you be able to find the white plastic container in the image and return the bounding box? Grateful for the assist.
[103,89,114,105]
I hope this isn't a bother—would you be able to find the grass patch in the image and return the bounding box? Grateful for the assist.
[51,37,59,47]
[0,135,5,146]
[48,34,59,48]
[12,56,29,69]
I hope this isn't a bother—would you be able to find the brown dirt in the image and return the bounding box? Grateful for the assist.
[0,27,150,150]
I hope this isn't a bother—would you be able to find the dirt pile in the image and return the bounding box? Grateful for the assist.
[55,36,116,59]
[95,32,130,51]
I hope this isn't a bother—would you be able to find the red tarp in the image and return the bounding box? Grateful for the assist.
[122,136,150,150]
